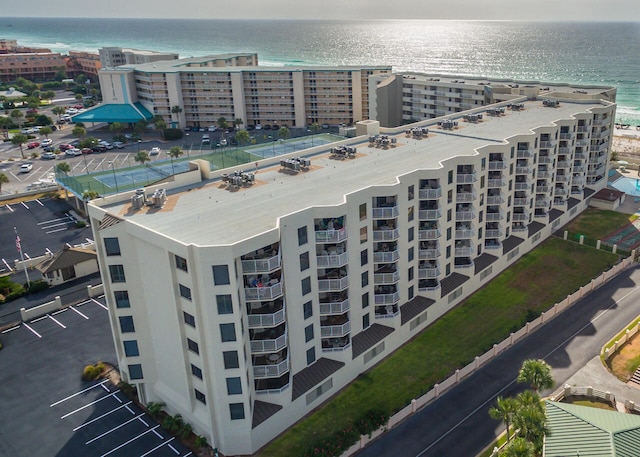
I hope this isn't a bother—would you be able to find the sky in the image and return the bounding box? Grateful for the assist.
[4,0,640,21]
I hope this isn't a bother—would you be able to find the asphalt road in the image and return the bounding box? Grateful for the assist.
[355,263,640,457]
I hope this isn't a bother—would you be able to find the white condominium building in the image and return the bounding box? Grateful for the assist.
[99,46,180,68]
[97,53,392,129]
[88,82,615,455]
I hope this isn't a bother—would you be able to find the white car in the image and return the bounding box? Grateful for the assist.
[207,125,217,132]
[149,147,161,156]
[65,108,78,115]
[20,163,33,173]
[41,139,53,147]
[65,148,82,156]
[112,141,125,149]
[201,135,210,144]
[99,141,113,150]
[220,139,228,147]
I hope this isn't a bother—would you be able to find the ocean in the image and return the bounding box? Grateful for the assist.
[2,18,639,124]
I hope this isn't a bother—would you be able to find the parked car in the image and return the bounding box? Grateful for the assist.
[98,141,113,150]
[43,145,55,152]
[255,124,263,130]
[58,143,73,151]
[201,135,210,144]
[41,152,56,160]
[81,148,93,155]
[27,141,40,149]
[112,141,125,149]
[20,163,33,173]
[149,147,161,156]
[220,139,228,147]
[41,139,53,147]
[92,145,107,153]
[263,124,271,130]
[208,125,217,132]
[65,148,82,156]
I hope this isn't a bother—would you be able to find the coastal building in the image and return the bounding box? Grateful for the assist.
[0,51,67,82]
[98,47,179,68]
[92,53,391,128]
[67,50,101,78]
[88,80,615,455]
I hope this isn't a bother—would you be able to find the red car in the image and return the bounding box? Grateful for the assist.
[27,141,40,149]
[58,144,73,151]
[81,148,93,155]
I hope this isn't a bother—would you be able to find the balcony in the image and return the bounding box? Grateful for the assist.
[374,290,400,305]
[319,297,350,315]
[419,248,440,259]
[574,152,588,160]
[419,229,440,240]
[573,165,586,173]
[536,185,551,193]
[373,228,400,242]
[454,246,474,257]
[419,279,440,292]
[538,171,553,180]
[322,336,351,352]
[538,156,554,164]
[515,181,532,191]
[454,258,474,269]
[419,187,442,199]
[485,240,502,250]
[558,147,572,154]
[517,149,533,158]
[556,175,571,183]
[315,228,348,243]
[373,249,400,263]
[486,194,504,205]
[320,320,351,338]
[516,166,532,174]
[577,126,590,133]
[488,161,506,170]
[374,270,400,285]
[418,209,441,220]
[535,198,550,208]
[456,210,476,221]
[487,179,505,188]
[375,304,399,319]
[539,141,556,148]
[589,142,609,153]
[513,212,530,222]
[247,301,286,328]
[455,228,474,239]
[318,275,349,292]
[241,252,281,274]
[514,197,529,206]
[418,264,440,279]
[456,191,476,203]
[373,206,400,219]
[557,161,571,169]
[486,212,503,222]
[559,132,574,139]
[250,330,288,353]
[253,358,290,379]
[316,251,349,268]
[512,223,527,232]
[485,229,503,238]
[245,282,283,301]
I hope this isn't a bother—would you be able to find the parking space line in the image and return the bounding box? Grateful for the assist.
[69,306,89,319]
[22,323,42,338]
[42,221,75,229]
[100,425,161,457]
[51,309,67,316]
[50,379,110,407]
[86,413,146,445]
[2,259,14,272]
[46,227,69,234]
[125,405,135,414]
[38,217,72,225]
[72,402,133,431]
[31,315,48,323]
[48,314,67,328]
[139,437,176,457]
[91,298,108,310]
[20,201,29,209]
[101,383,110,392]
[35,198,44,206]
[5,204,14,212]
[61,391,121,419]
[138,417,149,427]
[151,428,162,438]
[181,451,193,456]
[1,325,21,334]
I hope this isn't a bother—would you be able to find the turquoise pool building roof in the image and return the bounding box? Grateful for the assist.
[71,102,153,124]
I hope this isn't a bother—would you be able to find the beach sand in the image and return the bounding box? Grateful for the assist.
[613,126,640,169]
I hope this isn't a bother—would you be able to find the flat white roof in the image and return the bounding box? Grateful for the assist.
[103,99,607,247]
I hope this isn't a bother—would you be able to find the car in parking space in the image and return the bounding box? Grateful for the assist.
[201,135,210,144]
[207,125,217,132]
[41,139,53,147]
[41,152,56,160]
[220,139,228,147]
[20,163,33,173]
[92,145,107,153]
[112,141,124,149]
[65,148,81,156]
[322,123,330,129]
[58,143,72,151]
[255,124,263,130]
[43,145,55,152]
[149,147,161,156]
[81,148,93,155]
[27,141,40,149]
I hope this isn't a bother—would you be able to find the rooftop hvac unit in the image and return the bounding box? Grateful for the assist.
[131,194,145,209]
[150,188,167,207]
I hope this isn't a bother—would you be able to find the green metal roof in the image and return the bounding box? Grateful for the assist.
[544,401,640,457]
[71,102,153,124]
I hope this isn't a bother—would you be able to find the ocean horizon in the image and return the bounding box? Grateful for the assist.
[2,18,639,124]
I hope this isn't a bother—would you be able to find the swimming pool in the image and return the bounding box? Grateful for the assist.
[609,176,640,197]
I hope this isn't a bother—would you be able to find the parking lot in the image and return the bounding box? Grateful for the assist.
[0,296,192,457]
[0,196,93,274]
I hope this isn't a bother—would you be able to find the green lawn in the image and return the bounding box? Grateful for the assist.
[561,208,636,240]
[259,238,619,457]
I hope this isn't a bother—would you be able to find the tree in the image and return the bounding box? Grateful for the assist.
[217,116,228,131]
[39,126,52,138]
[233,118,244,129]
[235,129,250,147]
[0,172,9,195]
[25,96,40,111]
[75,93,84,101]
[52,106,65,119]
[171,105,183,126]
[41,91,56,104]
[499,437,535,457]
[82,190,99,200]
[278,126,290,141]
[10,109,23,128]
[134,119,148,139]
[153,115,166,140]
[489,396,518,442]
[168,146,183,175]
[56,162,71,199]
[109,122,123,138]
[72,125,87,140]
[517,359,554,392]
[310,121,321,134]
[135,150,151,183]
[11,133,28,159]
[0,117,11,140]
[511,401,549,454]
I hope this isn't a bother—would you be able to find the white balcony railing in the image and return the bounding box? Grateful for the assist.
[374,291,401,305]
[419,187,442,199]
[315,228,348,243]
[419,229,440,240]
[454,246,474,256]
[316,251,349,268]
[419,209,441,220]
[241,254,281,274]
[318,276,349,291]
[253,359,290,379]
[418,267,440,279]
[372,206,400,219]
[245,283,283,301]
[319,299,350,315]
[250,332,288,353]
[456,192,476,203]
[248,307,286,328]
[419,248,440,259]
[374,271,400,284]
[320,321,351,337]
[373,250,400,263]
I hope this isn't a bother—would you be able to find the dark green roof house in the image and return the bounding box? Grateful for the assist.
[544,400,640,457]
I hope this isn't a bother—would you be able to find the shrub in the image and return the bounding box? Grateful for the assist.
[146,401,166,419]
[163,128,184,141]
[194,435,208,448]
[27,280,49,294]
[118,381,137,398]
[82,363,103,381]
[76,220,86,228]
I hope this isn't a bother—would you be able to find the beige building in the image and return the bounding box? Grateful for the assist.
[96,53,391,128]
[0,52,67,82]
[99,47,179,68]
[88,81,615,455]
[36,245,99,287]
[68,51,101,78]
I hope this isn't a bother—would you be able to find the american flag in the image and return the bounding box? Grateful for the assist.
[15,232,21,252]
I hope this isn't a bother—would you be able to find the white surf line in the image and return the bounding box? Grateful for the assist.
[21,201,29,209]
[61,391,120,419]
[91,298,108,310]
[50,379,110,407]
[1,325,21,334]
[72,402,133,431]
[47,314,66,328]
[34,198,44,206]
[69,306,89,319]
[85,413,146,445]
[5,204,14,212]
[139,437,177,457]
[22,323,42,338]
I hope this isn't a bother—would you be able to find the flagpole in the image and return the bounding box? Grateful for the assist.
[14,227,31,289]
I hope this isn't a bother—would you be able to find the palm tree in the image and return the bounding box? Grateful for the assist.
[517,359,554,392]
[41,91,56,104]
[233,118,244,129]
[499,437,535,457]
[310,121,321,135]
[82,190,100,214]
[55,162,71,200]
[109,122,123,140]
[0,116,11,140]
[39,126,52,138]
[134,150,151,183]
[10,109,23,128]
[168,146,183,175]
[171,105,183,127]
[52,106,65,120]
[217,116,228,131]
[489,396,518,442]
[511,401,549,454]
[277,126,290,141]
[11,133,28,159]
[0,172,9,195]
[235,129,250,147]
[153,115,166,140]
[72,125,87,140]
[134,119,148,140]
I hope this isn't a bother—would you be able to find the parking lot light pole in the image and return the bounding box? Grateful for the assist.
[108,161,119,193]
[307,129,313,147]
[137,139,141,153]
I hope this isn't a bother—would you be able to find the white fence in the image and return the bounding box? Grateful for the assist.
[340,256,635,457]
[20,296,62,321]
[602,321,640,360]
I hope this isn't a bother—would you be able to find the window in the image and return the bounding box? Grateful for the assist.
[220,323,236,342]
[304,324,314,342]
[179,284,192,300]
[408,247,414,262]
[216,295,233,314]
[114,290,130,308]
[408,285,414,300]
[361,271,369,288]
[359,203,367,220]
[128,364,143,380]
[298,226,308,246]
[212,265,230,285]
[447,208,452,222]
[187,338,199,354]
[362,292,369,308]
[302,277,311,295]
[123,340,139,357]
[303,301,313,319]
[223,351,239,369]
[119,316,135,333]
[229,403,245,420]
[408,185,414,200]
[306,347,316,365]
[408,226,414,242]
[109,264,126,283]
[448,170,453,184]
[104,237,121,256]
[408,266,414,281]
[183,311,196,328]
[360,249,368,266]
[195,389,206,404]
[408,206,414,222]
[363,313,370,329]
[191,364,203,379]
[446,245,451,258]
[300,252,310,271]
[175,255,188,272]
[446,227,452,241]
[226,377,242,395]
